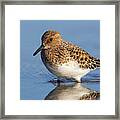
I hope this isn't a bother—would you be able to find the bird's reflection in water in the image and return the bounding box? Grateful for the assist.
[45,80,100,100]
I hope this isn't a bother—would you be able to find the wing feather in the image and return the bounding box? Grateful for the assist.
[63,41,100,70]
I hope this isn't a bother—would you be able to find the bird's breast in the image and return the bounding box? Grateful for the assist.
[41,51,90,78]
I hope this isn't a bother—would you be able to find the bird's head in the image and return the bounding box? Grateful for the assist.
[33,30,62,56]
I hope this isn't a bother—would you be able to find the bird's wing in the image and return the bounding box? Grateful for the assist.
[63,41,100,70]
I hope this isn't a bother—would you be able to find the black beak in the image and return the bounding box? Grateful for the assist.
[33,45,44,56]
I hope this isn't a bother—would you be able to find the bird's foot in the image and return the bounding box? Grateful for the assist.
[48,78,65,86]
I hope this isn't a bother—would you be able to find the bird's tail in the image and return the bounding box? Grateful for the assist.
[94,58,100,68]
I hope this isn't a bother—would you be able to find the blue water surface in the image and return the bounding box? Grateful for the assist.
[20,20,100,100]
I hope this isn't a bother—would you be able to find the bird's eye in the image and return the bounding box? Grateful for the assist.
[50,38,53,42]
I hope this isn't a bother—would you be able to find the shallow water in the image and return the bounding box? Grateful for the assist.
[45,82,100,100]
[20,20,100,100]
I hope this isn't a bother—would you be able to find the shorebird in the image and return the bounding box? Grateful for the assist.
[33,30,100,82]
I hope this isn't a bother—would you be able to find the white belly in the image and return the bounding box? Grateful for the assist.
[45,61,90,82]
[58,61,90,79]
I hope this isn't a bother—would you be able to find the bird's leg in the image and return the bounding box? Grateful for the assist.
[48,77,64,84]
[57,77,66,83]
[73,76,82,83]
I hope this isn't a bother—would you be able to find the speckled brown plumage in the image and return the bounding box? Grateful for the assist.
[33,30,100,82]
[41,31,100,70]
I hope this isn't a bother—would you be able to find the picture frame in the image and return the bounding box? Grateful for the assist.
[0,0,119,119]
